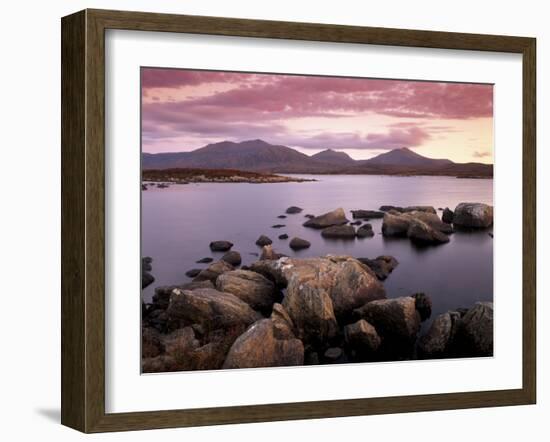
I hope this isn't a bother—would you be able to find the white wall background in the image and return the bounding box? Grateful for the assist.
[0,0,547,440]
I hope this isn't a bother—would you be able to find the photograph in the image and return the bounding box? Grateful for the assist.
[140,67,495,373]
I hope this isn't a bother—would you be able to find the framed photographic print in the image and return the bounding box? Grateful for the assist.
[61,9,536,433]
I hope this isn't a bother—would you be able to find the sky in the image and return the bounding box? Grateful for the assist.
[141,68,494,163]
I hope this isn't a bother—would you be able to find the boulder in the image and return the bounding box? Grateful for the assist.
[251,255,386,319]
[411,293,432,321]
[185,268,202,278]
[356,224,374,238]
[407,219,450,245]
[406,211,454,234]
[223,318,304,369]
[221,251,242,266]
[303,208,349,229]
[289,237,311,250]
[162,327,200,364]
[321,225,356,239]
[152,280,214,310]
[286,206,303,214]
[453,203,493,228]
[442,207,454,224]
[209,240,233,252]
[196,257,213,264]
[255,235,273,246]
[260,244,284,261]
[344,319,381,355]
[357,256,399,281]
[351,210,384,219]
[382,212,410,237]
[193,260,234,283]
[282,276,338,346]
[216,269,276,312]
[458,302,494,356]
[166,287,261,331]
[142,327,165,358]
[353,297,421,344]
[418,312,454,358]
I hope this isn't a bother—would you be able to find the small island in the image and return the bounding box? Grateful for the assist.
[142,168,315,184]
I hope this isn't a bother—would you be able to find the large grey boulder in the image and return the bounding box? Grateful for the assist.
[216,269,276,312]
[453,203,493,228]
[303,208,349,228]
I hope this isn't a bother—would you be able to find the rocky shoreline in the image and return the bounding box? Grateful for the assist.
[142,168,315,185]
[141,201,493,372]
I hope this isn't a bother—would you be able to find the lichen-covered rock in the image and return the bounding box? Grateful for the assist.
[223,318,304,369]
[216,269,276,312]
[166,287,261,331]
[303,208,349,229]
[353,297,421,344]
[453,203,493,228]
[344,319,381,355]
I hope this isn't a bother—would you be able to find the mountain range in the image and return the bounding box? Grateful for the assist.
[142,139,493,178]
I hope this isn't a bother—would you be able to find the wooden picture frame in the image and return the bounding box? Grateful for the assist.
[61,8,536,433]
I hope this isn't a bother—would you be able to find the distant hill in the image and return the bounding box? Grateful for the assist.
[142,139,492,178]
[360,147,453,168]
[311,149,356,166]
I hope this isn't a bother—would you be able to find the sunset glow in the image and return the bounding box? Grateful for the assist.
[141,68,494,163]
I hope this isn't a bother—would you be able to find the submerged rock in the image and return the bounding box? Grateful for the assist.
[255,235,273,246]
[209,240,233,252]
[453,203,493,228]
[216,269,276,312]
[286,206,303,214]
[356,223,374,238]
[277,215,287,219]
[303,208,349,229]
[351,209,384,219]
[272,224,286,228]
[321,225,356,239]
[196,257,214,264]
[278,233,289,240]
[289,237,311,250]
[185,268,202,278]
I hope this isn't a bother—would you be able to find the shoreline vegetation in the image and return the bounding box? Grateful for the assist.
[142,168,315,185]
[142,202,494,373]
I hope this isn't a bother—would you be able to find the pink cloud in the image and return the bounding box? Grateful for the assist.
[141,68,492,152]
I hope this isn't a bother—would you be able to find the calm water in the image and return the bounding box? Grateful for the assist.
[142,175,493,330]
